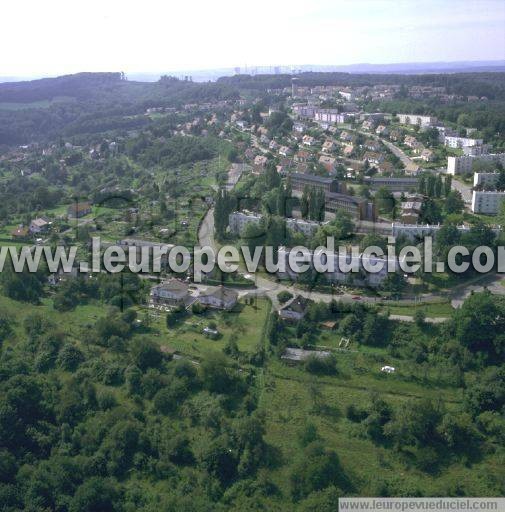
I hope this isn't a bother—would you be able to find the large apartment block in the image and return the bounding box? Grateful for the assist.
[447,153,505,175]
[314,109,351,124]
[228,211,324,237]
[277,247,397,287]
[444,136,483,149]
[325,192,376,221]
[228,211,262,235]
[471,190,505,214]
[397,114,437,127]
[363,176,419,192]
[289,172,340,194]
[473,172,500,188]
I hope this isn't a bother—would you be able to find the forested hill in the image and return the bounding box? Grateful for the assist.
[1,70,505,146]
[0,73,239,146]
[0,72,124,102]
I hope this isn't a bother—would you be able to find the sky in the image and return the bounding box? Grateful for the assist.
[1,0,505,77]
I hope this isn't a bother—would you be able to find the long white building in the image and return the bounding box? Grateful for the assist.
[444,136,483,149]
[397,114,437,127]
[446,153,505,175]
[473,172,500,188]
[471,190,505,214]
[277,247,399,287]
[228,211,324,237]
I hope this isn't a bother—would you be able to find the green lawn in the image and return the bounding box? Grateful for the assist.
[0,294,106,342]
[147,298,270,358]
[381,301,454,317]
[259,358,499,497]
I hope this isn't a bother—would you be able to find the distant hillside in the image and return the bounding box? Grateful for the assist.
[0,72,125,102]
[218,71,505,100]
[0,73,239,145]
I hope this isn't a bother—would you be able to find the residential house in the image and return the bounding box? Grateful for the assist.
[377,161,394,174]
[318,155,336,173]
[29,217,51,234]
[302,135,317,146]
[340,131,354,143]
[279,146,292,157]
[375,125,389,136]
[322,140,336,153]
[364,140,382,152]
[253,155,268,174]
[421,149,435,162]
[279,295,313,321]
[11,225,29,239]
[199,286,239,310]
[343,145,354,157]
[269,140,279,151]
[405,162,421,175]
[400,197,424,224]
[362,151,384,165]
[294,150,311,163]
[389,129,402,142]
[150,279,190,307]
[404,135,423,150]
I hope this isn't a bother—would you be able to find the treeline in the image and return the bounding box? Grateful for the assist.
[0,73,239,145]
[125,134,219,168]
[218,72,505,99]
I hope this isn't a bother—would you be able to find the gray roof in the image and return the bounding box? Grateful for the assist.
[280,294,312,314]
[201,286,239,302]
[153,279,189,297]
[290,172,335,185]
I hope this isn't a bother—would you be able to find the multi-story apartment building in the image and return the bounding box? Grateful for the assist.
[471,190,505,214]
[446,153,505,175]
[444,136,483,149]
[276,247,398,287]
[397,114,437,127]
[313,109,351,124]
[292,104,317,118]
[229,211,325,237]
[228,211,262,235]
[473,172,500,188]
[363,176,419,192]
[325,192,376,221]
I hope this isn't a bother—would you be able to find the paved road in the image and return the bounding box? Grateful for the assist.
[382,139,414,168]
[358,130,415,169]
[198,208,215,250]
[451,178,473,204]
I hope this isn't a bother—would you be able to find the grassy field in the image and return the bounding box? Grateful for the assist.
[381,301,454,317]
[0,294,106,343]
[146,297,270,358]
[259,358,501,497]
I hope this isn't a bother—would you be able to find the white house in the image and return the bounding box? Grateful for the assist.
[150,279,190,307]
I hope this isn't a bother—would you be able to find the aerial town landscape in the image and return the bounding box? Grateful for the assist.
[0,1,504,510]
